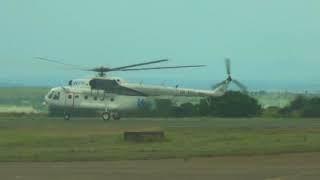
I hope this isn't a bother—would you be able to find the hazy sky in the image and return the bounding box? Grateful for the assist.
[0,0,319,89]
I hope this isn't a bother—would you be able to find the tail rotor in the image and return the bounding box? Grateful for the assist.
[212,58,248,93]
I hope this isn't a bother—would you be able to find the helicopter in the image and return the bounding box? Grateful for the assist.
[38,57,247,120]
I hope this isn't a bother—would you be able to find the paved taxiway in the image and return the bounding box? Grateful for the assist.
[0,152,319,180]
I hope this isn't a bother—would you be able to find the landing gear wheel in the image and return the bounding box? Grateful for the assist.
[64,113,70,120]
[112,112,121,120]
[102,112,111,121]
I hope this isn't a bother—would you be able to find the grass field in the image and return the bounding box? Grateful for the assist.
[0,116,320,162]
[0,87,49,112]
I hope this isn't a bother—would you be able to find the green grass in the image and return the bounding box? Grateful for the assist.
[0,87,50,112]
[0,116,320,162]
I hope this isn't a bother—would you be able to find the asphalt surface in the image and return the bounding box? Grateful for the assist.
[1,152,320,180]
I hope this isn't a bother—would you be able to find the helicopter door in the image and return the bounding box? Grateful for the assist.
[65,93,74,108]
[73,94,81,108]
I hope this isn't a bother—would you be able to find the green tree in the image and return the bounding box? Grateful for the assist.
[281,96,320,117]
[201,91,262,117]
[174,103,198,117]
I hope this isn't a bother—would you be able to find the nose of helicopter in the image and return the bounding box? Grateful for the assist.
[43,93,49,106]
[43,88,55,106]
[43,93,50,105]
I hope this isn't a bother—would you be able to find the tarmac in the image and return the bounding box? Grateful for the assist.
[0,152,320,180]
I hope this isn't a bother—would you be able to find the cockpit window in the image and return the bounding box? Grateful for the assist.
[53,92,60,100]
[47,91,54,99]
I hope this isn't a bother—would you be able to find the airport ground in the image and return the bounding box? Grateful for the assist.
[1,152,320,180]
[0,116,320,179]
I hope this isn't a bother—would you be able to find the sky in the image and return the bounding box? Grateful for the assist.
[0,0,319,90]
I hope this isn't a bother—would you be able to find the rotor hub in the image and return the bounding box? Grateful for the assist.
[227,76,232,82]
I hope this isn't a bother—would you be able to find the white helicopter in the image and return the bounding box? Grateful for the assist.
[39,58,247,120]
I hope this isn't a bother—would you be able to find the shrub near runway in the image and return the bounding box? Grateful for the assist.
[1,116,320,162]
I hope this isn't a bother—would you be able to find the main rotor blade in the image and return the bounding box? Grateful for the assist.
[35,57,89,70]
[109,59,169,71]
[232,79,248,93]
[119,65,206,71]
[225,58,231,76]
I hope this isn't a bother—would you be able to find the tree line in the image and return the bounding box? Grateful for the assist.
[129,91,262,117]
[278,95,320,117]
[132,91,320,118]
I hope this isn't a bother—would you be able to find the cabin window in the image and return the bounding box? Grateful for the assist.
[68,94,72,99]
[84,95,88,100]
[75,95,79,99]
[94,96,98,101]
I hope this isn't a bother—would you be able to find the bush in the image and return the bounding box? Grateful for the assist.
[281,96,320,117]
[200,91,262,117]
[126,91,262,118]
[173,103,198,117]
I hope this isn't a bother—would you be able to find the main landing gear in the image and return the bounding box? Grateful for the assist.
[64,112,71,120]
[62,111,120,121]
[102,112,121,121]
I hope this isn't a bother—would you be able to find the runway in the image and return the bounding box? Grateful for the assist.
[1,152,319,180]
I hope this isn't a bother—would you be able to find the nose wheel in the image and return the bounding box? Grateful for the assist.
[64,113,71,120]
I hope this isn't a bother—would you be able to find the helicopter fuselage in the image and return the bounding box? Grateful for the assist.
[45,87,152,118]
[40,58,245,120]
[44,77,228,120]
